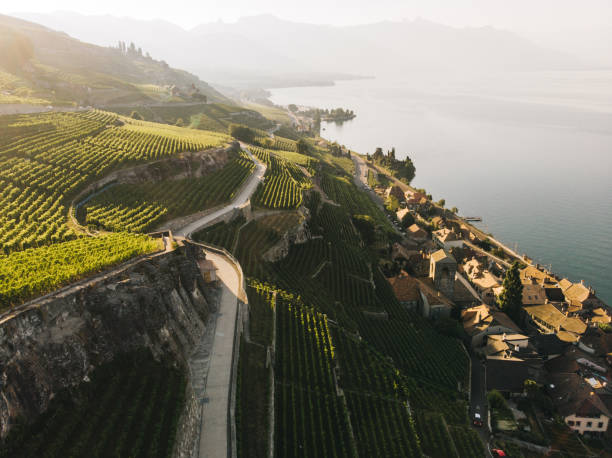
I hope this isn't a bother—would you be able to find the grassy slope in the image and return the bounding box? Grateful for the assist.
[0,14,228,106]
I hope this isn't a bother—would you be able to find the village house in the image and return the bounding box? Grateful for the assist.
[486,356,537,394]
[405,191,429,212]
[396,207,412,225]
[547,372,611,435]
[524,304,587,342]
[522,282,547,306]
[564,281,602,311]
[385,185,405,202]
[461,257,501,305]
[520,265,558,287]
[429,249,456,299]
[416,277,454,320]
[432,228,463,250]
[406,224,428,243]
[461,303,523,347]
[390,242,419,262]
[387,271,421,311]
[431,216,446,229]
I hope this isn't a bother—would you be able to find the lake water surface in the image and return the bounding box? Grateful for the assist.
[269,72,612,304]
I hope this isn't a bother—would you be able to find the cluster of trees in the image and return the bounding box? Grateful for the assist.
[320,107,356,122]
[300,107,355,122]
[115,41,150,59]
[228,123,256,143]
[367,147,416,184]
[328,141,350,157]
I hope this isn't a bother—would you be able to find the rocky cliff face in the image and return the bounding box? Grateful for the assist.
[0,247,216,437]
[262,207,313,263]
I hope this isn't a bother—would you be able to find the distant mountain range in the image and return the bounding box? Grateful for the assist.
[0,14,227,107]
[14,12,590,89]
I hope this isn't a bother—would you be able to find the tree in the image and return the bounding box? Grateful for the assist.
[296,138,309,155]
[130,111,143,120]
[399,211,415,228]
[498,261,523,321]
[175,118,184,127]
[228,124,255,143]
[385,195,400,212]
[288,104,298,112]
[451,206,459,214]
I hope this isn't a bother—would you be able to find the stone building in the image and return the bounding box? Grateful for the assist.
[429,249,456,299]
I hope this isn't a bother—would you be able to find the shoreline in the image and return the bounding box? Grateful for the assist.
[325,137,609,306]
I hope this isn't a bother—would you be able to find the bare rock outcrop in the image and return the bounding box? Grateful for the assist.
[262,207,313,263]
[0,247,217,437]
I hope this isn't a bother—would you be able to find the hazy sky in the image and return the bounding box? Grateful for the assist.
[6,0,611,31]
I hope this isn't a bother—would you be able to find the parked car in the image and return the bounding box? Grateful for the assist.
[491,449,507,457]
[473,407,483,427]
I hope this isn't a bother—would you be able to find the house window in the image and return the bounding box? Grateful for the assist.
[598,422,604,428]
[568,420,575,426]
[575,421,581,426]
[587,421,592,427]
[528,296,532,300]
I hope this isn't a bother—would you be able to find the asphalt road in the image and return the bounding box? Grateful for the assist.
[470,354,493,457]
[175,146,266,237]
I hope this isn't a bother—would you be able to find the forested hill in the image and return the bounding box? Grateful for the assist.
[0,14,228,107]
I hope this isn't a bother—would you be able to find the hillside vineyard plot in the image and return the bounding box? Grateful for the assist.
[0,110,230,308]
[274,298,354,458]
[0,233,160,308]
[0,351,185,458]
[0,111,229,252]
[251,147,311,209]
[83,152,254,232]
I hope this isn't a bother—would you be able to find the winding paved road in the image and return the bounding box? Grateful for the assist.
[175,146,266,238]
[176,147,264,458]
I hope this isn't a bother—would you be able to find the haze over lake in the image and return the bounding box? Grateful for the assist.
[270,71,612,304]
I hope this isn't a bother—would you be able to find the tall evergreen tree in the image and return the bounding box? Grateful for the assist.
[498,261,523,321]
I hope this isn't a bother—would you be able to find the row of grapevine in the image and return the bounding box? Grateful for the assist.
[0,110,231,253]
[414,411,459,458]
[0,111,114,155]
[86,120,228,161]
[192,216,245,252]
[0,233,160,308]
[251,147,310,209]
[345,393,422,458]
[0,351,185,458]
[320,172,392,231]
[355,314,469,391]
[245,281,275,346]
[233,219,283,278]
[83,153,254,232]
[254,136,298,152]
[314,203,361,245]
[448,426,485,458]
[274,297,354,458]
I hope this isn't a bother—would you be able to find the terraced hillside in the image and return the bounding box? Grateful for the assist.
[216,147,476,457]
[0,110,231,307]
[0,103,478,458]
